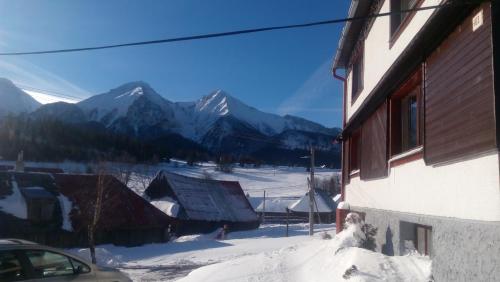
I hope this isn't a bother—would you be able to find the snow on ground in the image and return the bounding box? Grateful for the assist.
[68,224,335,281]
[0,179,27,219]
[179,224,432,282]
[129,160,339,199]
[68,223,431,282]
[0,159,339,199]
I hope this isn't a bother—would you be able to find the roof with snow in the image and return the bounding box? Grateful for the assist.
[288,189,337,213]
[0,171,174,233]
[145,171,259,223]
[54,173,174,231]
[254,197,300,213]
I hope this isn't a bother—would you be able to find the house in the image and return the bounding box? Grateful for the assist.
[288,189,337,223]
[145,171,260,235]
[332,1,500,281]
[253,196,303,223]
[0,171,175,247]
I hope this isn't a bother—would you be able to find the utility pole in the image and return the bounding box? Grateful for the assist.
[309,146,315,236]
[262,190,266,224]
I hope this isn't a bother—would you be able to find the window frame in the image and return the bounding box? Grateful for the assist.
[348,129,362,174]
[350,44,364,103]
[20,249,91,279]
[389,0,424,47]
[389,69,423,158]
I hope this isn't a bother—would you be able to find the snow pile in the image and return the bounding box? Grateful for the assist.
[0,180,28,219]
[57,194,74,231]
[174,228,224,243]
[150,196,180,217]
[179,223,432,282]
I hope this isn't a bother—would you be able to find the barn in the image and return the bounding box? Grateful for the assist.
[0,171,175,247]
[145,171,260,235]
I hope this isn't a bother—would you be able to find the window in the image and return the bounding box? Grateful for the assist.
[0,251,25,281]
[351,51,364,101]
[70,258,91,274]
[349,130,361,173]
[25,250,75,278]
[390,70,422,156]
[416,225,432,256]
[390,0,420,37]
[400,221,432,256]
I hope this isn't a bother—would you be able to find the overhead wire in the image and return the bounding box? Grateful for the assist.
[0,1,474,56]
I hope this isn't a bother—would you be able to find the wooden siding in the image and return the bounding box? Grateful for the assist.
[360,102,388,180]
[425,4,496,165]
[342,138,350,185]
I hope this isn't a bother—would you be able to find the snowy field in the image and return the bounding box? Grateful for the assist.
[0,159,339,198]
[69,223,431,282]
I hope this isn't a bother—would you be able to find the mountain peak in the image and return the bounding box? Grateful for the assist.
[0,77,41,116]
[196,89,237,116]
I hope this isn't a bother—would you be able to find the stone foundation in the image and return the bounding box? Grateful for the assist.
[351,207,500,282]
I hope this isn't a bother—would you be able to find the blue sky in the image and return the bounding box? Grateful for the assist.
[0,0,349,127]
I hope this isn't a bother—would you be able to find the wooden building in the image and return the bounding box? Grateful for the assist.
[0,171,175,247]
[145,171,260,235]
[332,1,500,281]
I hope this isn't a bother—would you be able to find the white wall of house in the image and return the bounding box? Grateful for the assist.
[346,0,442,121]
[345,151,500,221]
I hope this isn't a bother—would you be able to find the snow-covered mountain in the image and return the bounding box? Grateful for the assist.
[0,78,41,116]
[9,80,339,157]
[77,82,178,136]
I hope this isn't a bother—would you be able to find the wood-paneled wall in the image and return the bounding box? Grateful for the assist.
[425,4,497,164]
[361,102,388,180]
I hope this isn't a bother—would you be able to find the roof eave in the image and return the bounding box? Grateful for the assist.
[332,0,373,69]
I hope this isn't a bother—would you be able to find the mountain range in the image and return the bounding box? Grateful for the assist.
[0,78,340,166]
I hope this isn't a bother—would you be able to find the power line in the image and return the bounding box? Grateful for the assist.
[0,2,466,56]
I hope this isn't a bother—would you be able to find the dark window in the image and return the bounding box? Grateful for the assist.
[349,130,361,172]
[0,251,25,281]
[351,52,364,101]
[390,0,420,37]
[401,94,418,151]
[390,70,422,156]
[25,250,75,278]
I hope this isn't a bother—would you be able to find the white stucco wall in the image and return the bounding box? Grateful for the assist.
[345,152,500,221]
[346,0,442,121]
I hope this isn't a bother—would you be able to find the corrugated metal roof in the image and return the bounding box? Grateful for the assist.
[151,171,259,223]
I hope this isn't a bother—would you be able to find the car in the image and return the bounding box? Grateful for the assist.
[0,239,132,282]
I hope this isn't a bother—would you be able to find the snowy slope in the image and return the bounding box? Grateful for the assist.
[0,78,41,116]
[78,81,175,127]
[192,90,287,137]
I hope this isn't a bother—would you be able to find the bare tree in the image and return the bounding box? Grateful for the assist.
[135,164,155,194]
[88,163,112,264]
[112,153,136,186]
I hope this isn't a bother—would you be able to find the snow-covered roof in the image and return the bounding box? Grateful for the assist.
[333,194,342,203]
[254,197,299,213]
[146,171,259,223]
[288,190,336,213]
